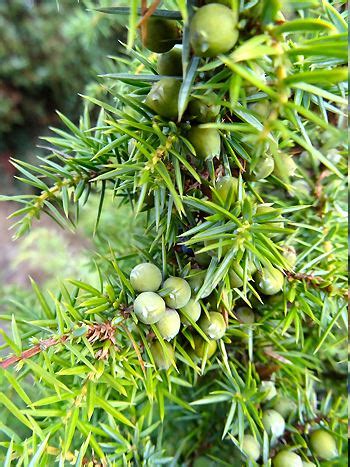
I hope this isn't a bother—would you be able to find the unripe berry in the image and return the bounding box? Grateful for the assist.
[260,381,277,401]
[130,263,162,292]
[236,306,255,324]
[193,335,217,359]
[187,269,206,293]
[187,126,221,159]
[262,409,285,437]
[310,429,338,460]
[214,175,238,207]
[195,252,211,267]
[142,17,178,53]
[282,245,297,269]
[229,262,244,288]
[249,154,275,180]
[180,298,201,324]
[190,4,238,57]
[157,46,182,76]
[302,463,316,467]
[188,93,220,123]
[272,396,296,419]
[273,450,303,467]
[163,276,191,309]
[134,292,166,324]
[150,341,174,370]
[242,434,260,462]
[156,308,181,341]
[145,78,181,119]
[255,267,284,295]
[199,311,226,340]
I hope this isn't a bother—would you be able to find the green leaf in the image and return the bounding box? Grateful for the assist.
[273,18,336,34]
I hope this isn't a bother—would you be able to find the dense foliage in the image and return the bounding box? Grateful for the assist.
[0,0,120,154]
[0,1,347,466]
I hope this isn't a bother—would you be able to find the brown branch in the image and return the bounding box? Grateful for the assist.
[138,0,161,28]
[0,335,68,369]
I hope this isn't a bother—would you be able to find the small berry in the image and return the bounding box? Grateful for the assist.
[157,46,182,76]
[262,409,285,437]
[134,292,166,324]
[236,307,255,324]
[193,335,217,359]
[130,263,162,292]
[150,341,174,370]
[199,311,226,340]
[260,381,277,401]
[249,154,275,180]
[242,434,260,462]
[187,126,221,159]
[163,276,192,309]
[229,262,244,288]
[214,175,238,207]
[180,298,201,325]
[273,450,303,467]
[190,4,238,57]
[187,269,206,293]
[188,92,220,123]
[145,78,181,119]
[255,267,284,295]
[310,429,338,460]
[156,308,181,341]
[142,17,178,53]
[272,396,296,419]
[282,245,297,269]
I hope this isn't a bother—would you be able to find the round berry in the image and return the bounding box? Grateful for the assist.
[180,298,201,325]
[272,396,296,419]
[163,276,192,309]
[249,154,274,180]
[188,93,220,123]
[229,262,244,288]
[199,311,226,340]
[236,307,255,324]
[130,263,162,292]
[187,126,221,159]
[262,409,285,437]
[260,381,277,401]
[190,4,238,57]
[157,46,182,76]
[150,341,174,370]
[134,292,166,324]
[282,245,297,268]
[142,17,179,53]
[310,429,338,460]
[214,175,238,207]
[273,450,303,467]
[193,335,217,359]
[242,434,260,462]
[145,78,181,119]
[187,269,206,293]
[255,267,284,295]
[156,308,181,341]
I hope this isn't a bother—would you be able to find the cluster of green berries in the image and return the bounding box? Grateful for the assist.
[141,3,241,158]
[239,380,338,464]
[130,263,227,370]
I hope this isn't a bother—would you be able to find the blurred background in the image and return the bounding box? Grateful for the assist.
[0,0,130,306]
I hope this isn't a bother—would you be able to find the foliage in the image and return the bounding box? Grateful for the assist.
[0,0,348,465]
[0,0,121,152]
